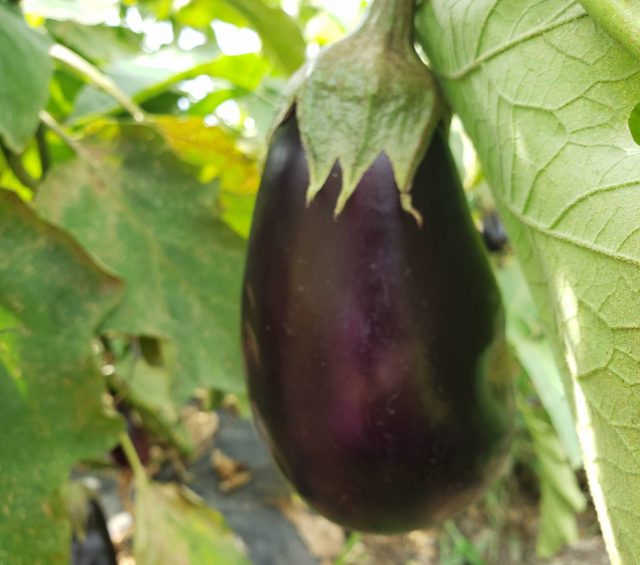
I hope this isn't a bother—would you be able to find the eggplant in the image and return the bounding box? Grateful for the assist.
[110,401,151,469]
[71,499,117,565]
[482,210,509,253]
[241,114,514,533]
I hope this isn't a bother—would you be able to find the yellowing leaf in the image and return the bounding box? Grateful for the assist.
[154,116,259,237]
[134,481,250,565]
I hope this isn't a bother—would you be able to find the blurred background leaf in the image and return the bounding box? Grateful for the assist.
[0,4,52,151]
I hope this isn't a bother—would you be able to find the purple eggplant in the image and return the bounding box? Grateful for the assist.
[71,499,117,565]
[241,114,514,533]
[110,401,150,469]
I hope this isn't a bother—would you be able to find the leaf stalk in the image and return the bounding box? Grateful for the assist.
[49,44,146,123]
[578,0,640,62]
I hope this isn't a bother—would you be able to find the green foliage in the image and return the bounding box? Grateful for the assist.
[0,192,123,563]
[177,0,306,74]
[519,399,587,558]
[0,0,633,561]
[576,0,640,62]
[70,45,220,119]
[498,261,582,468]
[134,481,250,564]
[0,5,52,151]
[417,2,640,562]
[35,123,247,402]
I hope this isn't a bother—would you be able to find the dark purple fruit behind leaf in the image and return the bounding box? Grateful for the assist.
[482,210,509,253]
[241,115,514,533]
[71,499,117,565]
[110,401,151,469]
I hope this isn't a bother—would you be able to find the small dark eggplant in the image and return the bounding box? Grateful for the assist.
[241,115,514,533]
[110,402,151,469]
[482,210,509,253]
[71,499,117,565]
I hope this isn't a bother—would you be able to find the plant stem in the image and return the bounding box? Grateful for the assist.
[39,111,84,155]
[36,123,50,179]
[334,532,361,565]
[0,142,38,192]
[49,44,146,122]
[118,432,147,483]
[577,0,640,62]
[358,0,416,52]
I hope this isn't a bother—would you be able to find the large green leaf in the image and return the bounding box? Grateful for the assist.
[417,3,640,562]
[0,191,123,563]
[177,0,305,75]
[0,5,52,151]
[35,123,247,402]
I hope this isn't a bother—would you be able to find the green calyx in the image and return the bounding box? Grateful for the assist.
[275,0,444,222]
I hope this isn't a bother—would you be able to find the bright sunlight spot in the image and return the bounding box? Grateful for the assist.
[212,21,262,55]
[178,28,208,51]
[556,274,580,378]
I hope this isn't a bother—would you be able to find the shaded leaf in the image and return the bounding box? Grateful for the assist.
[520,401,587,558]
[35,123,247,402]
[134,481,250,565]
[114,347,193,454]
[0,5,52,151]
[497,260,581,468]
[417,3,640,561]
[0,192,123,563]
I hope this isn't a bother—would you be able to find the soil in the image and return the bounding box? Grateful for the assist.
[84,409,609,565]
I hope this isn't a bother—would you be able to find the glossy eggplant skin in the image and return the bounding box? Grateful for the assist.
[242,115,514,533]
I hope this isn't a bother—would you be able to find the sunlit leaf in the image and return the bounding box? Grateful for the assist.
[71,45,220,119]
[418,3,640,560]
[177,0,305,75]
[154,116,259,237]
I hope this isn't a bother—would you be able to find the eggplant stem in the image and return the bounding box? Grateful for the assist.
[358,0,417,52]
[118,432,147,483]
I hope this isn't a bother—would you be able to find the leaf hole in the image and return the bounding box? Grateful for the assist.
[628,102,640,145]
